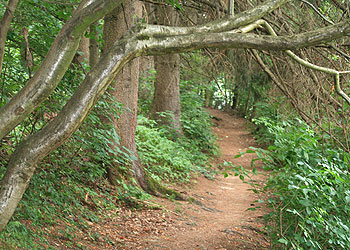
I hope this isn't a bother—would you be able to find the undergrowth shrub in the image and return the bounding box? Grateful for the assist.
[137,78,218,182]
[180,83,218,155]
[252,117,350,250]
[1,69,218,249]
[136,115,213,183]
[0,94,125,249]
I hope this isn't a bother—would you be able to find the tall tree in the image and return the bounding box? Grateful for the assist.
[102,1,147,188]
[152,5,182,134]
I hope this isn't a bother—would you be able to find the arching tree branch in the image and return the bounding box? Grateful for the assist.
[0,0,126,141]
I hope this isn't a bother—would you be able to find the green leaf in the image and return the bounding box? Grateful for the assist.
[252,167,257,175]
[245,149,255,153]
[345,196,350,203]
[234,153,242,158]
[278,238,288,245]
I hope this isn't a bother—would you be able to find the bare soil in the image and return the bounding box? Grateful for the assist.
[112,108,269,250]
[135,108,269,250]
[50,108,269,250]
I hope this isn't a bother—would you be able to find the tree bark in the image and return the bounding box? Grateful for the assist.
[0,0,20,75]
[73,1,90,65]
[76,34,89,65]
[141,21,350,53]
[102,1,146,188]
[89,21,100,68]
[152,5,182,134]
[228,0,234,16]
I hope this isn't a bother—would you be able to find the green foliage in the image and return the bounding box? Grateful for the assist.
[220,161,251,182]
[0,93,125,249]
[250,96,296,145]
[136,78,217,183]
[0,0,90,143]
[0,170,118,249]
[180,82,218,154]
[136,115,211,183]
[1,61,218,249]
[138,69,156,115]
[164,0,183,10]
[252,117,350,249]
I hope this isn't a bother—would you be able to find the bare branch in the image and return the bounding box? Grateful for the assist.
[301,0,334,25]
[228,0,234,16]
[330,0,348,13]
[252,49,349,152]
[139,0,290,37]
[329,44,350,61]
[261,20,350,105]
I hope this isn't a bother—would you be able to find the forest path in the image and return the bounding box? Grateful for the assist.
[135,108,269,250]
[66,109,269,250]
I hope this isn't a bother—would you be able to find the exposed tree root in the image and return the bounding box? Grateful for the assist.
[143,173,187,201]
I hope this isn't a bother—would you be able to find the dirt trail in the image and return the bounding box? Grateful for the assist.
[29,109,269,249]
[136,108,269,250]
[54,108,269,250]
[72,109,269,250]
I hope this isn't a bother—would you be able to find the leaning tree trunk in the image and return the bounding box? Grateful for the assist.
[0,0,125,141]
[152,5,183,134]
[102,1,147,189]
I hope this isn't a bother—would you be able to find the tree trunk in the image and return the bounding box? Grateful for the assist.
[0,31,138,232]
[74,1,90,66]
[153,54,182,133]
[0,0,19,75]
[204,86,213,107]
[102,1,146,188]
[232,91,238,110]
[77,36,89,62]
[89,21,99,68]
[152,5,182,134]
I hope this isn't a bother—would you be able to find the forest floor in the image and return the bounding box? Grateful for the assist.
[47,109,270,250]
